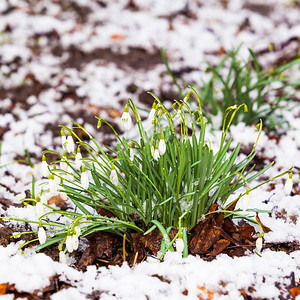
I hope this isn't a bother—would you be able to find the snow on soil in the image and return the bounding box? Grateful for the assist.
[0,0,300,299]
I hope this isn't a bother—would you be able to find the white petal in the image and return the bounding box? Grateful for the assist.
[35,202,44,218]
[72,234,79,250]
[153,149,160,161]
[158,139,166,155]
[66,135,75,153]
[74,226,81,237]
[121,112,132,131]
[175,238,184,254]
[255,236,263,253]
[284,178,293,195]
[60,191,68,201]
[61,135,67,150]
[41,161,49,177]
[40,194,47,204]
[75,152,83,169]
[110,169,118,185]
[49,179,58,196]
[59,251,67,264]
[81,171,89,189]
[148,108,155,121]
[66,235,74,253]
[241,194,250,211]
[38,227,46,245]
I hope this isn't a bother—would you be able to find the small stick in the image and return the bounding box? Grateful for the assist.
[123,234,126,262]
[133,252,138,268]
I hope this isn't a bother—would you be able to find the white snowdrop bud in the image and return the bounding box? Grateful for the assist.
[49,175,58,196]
[59,251,67,264]
[158,135,166,155]
[66,235,74,253]
[80,167,89,189]
[75,148,83,169]
[110,167,118,186]
[284,173,293,195]
[255,236,263,253]
[153,146,160,161]
[38,226,46,245]
[148,106,156,122]
[121,105,132,131]
[72,234,79,251]
[175,238,184,254]
[241,188,250,211]
[35,201,44,218]
[61,129,67,151]
[41,155,49,178]
[66,133,75,153]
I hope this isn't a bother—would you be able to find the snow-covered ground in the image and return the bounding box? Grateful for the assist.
[0,0,300,299]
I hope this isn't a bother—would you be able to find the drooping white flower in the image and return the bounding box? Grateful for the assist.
[241,194,250,211]
[158,135,166,156]
[148,107,156,122]
[72,234,79,251]
[66,235,74,253]
[48,176,58,196]
[81,168,89,189]
[35,201,44,218]
[173,111,182,126]
[110,168,118,186]
[61,130,67,151]
[175,238,184,254]
[59,251,67,264]
[75,148,83,169]
[153,146,160,161]
[66,133,75,153]
[38,226,46,245]
[255,236,263,253]
[41,155,49,177]
[121,105,132,131]
[60,152,68,171]
[284,173,293,195]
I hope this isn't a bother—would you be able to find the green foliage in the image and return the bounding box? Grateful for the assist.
[2,88,291,258]
[162,46,300,131]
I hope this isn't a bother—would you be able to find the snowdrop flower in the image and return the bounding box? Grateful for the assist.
[35,201,44,218]
[284,173,293,195]
[158,134,166,155]
[97,119,102,129]
[255,235,263,253]
[80,167,89,189]
[148,103,156,122]
[60,152,68,171]
[48,175,58,195]
[59,251,67,264]
[110,167,118,185]
[66,235,74,253]
[121,105,132,131]
[41,155,49,177]
[175,238,184,254]
[75,148,83,169]
[173,111,182,126]
[38,226,46,245]
[66,132,75,153]
[40,193,47,205]
[240,188,250,211]
[153,146,160,161]
[61,129,67,151]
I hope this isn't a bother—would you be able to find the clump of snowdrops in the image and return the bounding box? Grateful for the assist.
[5,87,292,261]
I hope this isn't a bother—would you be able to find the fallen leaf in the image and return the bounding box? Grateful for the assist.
[197,286,215,300]
[0,283,7,295]
[290,286,300,299]
[111,34,126,40]
[48,195,68,210]
[211,239,231,256]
